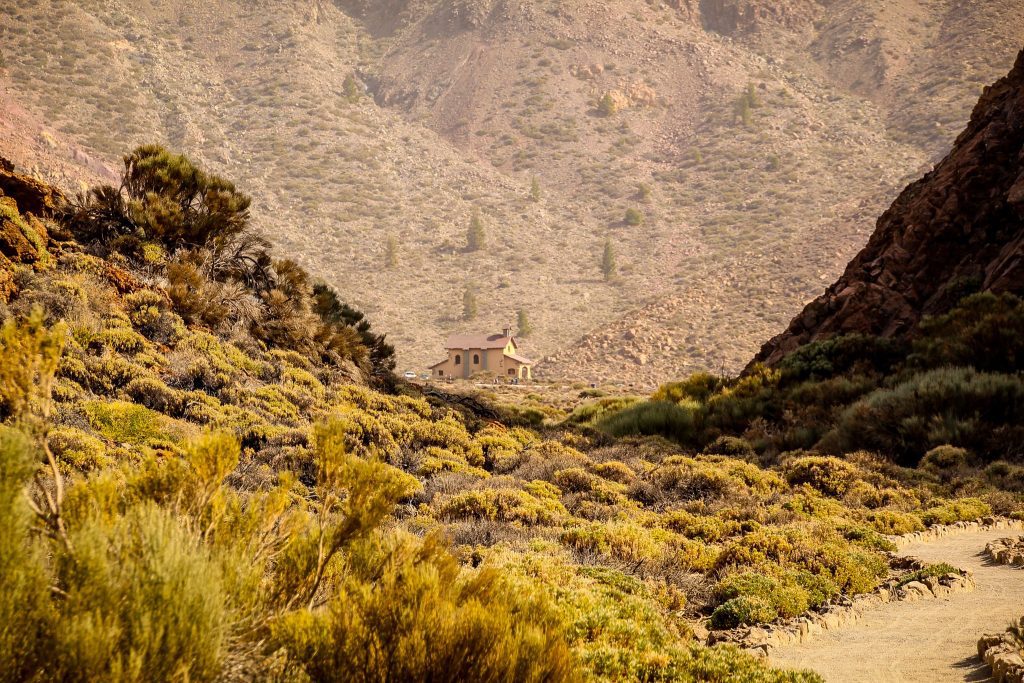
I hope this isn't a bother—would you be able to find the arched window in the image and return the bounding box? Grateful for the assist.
[473,354,480,365]
[454,354,462,365]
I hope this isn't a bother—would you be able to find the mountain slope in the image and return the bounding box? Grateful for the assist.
[1,0,1022,382]
[756,47,1024,366]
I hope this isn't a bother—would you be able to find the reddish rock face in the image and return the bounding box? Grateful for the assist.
[0,155,65,217]
[755,48,1024,367]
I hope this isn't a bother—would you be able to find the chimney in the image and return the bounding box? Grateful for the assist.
[503,324,513,338]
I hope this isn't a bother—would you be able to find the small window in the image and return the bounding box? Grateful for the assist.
[437,369,443,377]
[507,368,516,376]
[455,355,461,365]
[473,354,480,365]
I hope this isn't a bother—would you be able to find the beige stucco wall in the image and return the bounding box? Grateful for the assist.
[431,345,531,379]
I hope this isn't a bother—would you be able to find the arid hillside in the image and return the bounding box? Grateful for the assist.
[0,0,1021,383]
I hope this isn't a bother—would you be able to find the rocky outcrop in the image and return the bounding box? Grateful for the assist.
[755,48,1024,366]
[0,155,65,217]
[695,0,821,36]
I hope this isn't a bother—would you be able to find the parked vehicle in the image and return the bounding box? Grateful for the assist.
[403,371,417,379]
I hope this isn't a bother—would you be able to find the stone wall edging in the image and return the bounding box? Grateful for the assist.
[885,515,1024,549]
[978,618,1024,683]
[985,536,1024,567]
[705,516,1024,657]
[978,535,1024,682]
[709,566,975,657]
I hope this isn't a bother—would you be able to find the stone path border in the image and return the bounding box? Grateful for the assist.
[978,617,1024,683]
[886,516,1024,549]
[986,536,1024,567]
[705,516,1024,657]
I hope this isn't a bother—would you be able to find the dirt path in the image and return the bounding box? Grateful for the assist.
[770,527,1024,682]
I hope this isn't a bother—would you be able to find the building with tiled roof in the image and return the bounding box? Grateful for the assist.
[430,326,533,380]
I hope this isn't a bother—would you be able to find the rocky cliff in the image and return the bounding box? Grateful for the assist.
[755,47,1024,366]
[695,0,821,36]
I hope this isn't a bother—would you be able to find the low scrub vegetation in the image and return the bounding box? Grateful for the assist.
[587,293,1024,471]
[1,148,1019,681]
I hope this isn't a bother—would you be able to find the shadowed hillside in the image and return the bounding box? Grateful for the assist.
[756,47,1024,366]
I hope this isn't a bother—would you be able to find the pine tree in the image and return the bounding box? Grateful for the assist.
[384,234,398,269]
[530,176,541,203]
[733,84,760,127]
[517,309,532,337]
[343,74,361,103]
[467,209,485,251]
[746,82,762,108]
[601,239,616,281]
[597,92,618,117]
[735,95,752,127]
[462,286,478,320]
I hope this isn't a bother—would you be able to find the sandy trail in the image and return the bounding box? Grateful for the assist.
[770,527,1024,683]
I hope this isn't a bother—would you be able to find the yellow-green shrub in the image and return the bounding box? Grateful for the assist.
[124,376,184,415]
[709,596,777,629]
[560,521,685,566]
[554,467,601,493]
[716,525,886,602]
[0,309,65,423]
[124,289,166,329]
[435,487,565,525]
[592,460,636,484]
[865,509,924,535]
[92,327,147,355]
[48,426,109,472]
[416,446,488,478]
[487,545,818,682]
[662,510,740,542]
[0,427,54,683]
[52,503,230,681]
[712,572,810,626]
[783,456,858,498]
[273,532,575,683]
[920,498,991,526]
[82,400,188,447]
